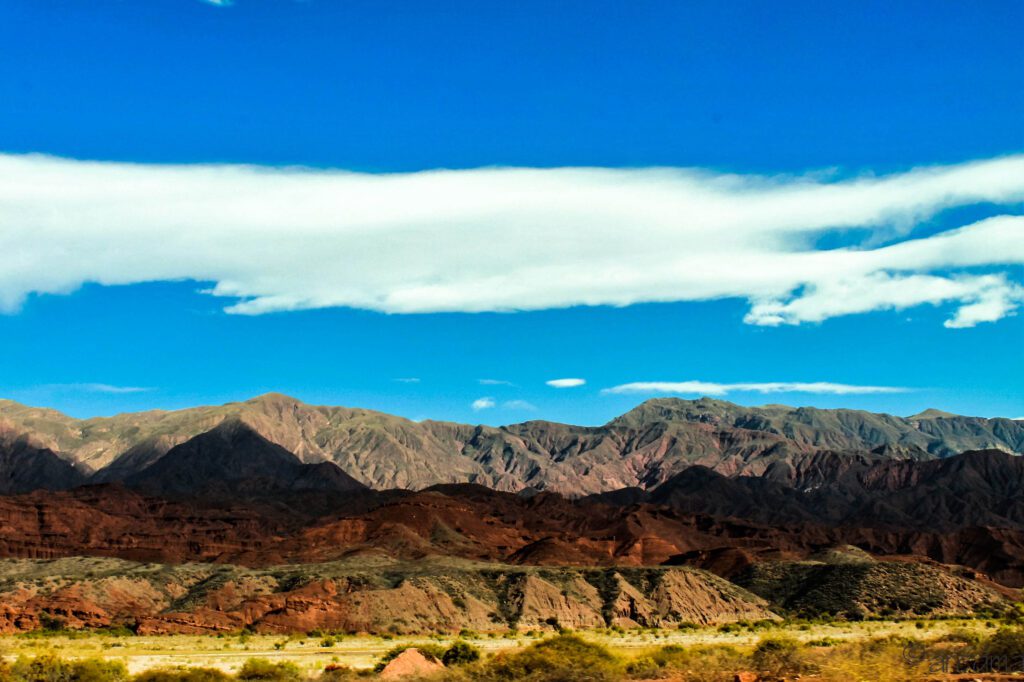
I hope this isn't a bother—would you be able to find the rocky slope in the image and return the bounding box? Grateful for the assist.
[733,550,1015,619]
[2,472,1024,586]
[0,437,87,495]
[607,448,1024,531]
[0,557,777,634]
[1,394,1021,494]
[122,419,367,497]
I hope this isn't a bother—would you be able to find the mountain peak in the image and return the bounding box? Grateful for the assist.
[124,420,366,496]
[909,408,957,420]
[608,396,746,427]
[246,392,306,406]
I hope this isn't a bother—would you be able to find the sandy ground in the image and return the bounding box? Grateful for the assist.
[0,619,1003,675]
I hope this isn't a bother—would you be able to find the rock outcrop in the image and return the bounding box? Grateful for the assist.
[378,649,445,679]
[0,557,778,634]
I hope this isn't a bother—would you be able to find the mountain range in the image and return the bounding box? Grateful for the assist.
[2,393,1022,495]
[1,393,1023,633]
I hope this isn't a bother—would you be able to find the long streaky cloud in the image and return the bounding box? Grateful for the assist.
[2,153,1023,326]
[39,383,154,394]
[602,381,909,396]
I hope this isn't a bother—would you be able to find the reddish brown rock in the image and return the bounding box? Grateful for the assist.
[378,648,445,679]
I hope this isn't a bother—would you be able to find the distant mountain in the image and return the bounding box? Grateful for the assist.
[615,448,1024,531]
[612,398,1024,456]
[1,394,1021,495]
[123,419,367,497]
[0,435,86,494]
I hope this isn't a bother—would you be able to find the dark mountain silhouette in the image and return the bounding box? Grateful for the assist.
[0,436,86,494]
[608,448,1024,532]
[123,419,367,497]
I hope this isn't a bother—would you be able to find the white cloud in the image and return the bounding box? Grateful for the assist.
[471,397,495,410]
[42,383,153,394]
[602,381,908,396]
[394,377,420,383]
[1,153,1023,327]
[503,399,537,411]
[547,378,586,388]
[479,379,515,386]
[200,0,233,6]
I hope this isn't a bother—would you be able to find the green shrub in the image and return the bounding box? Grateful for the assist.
[977,627,1024,670]
[623,656,661,679]
[939,628,983,645]
[236,659,302,682]
[132,667,231,682]
[316,664,357,681]
[637,644,751,681]
[11,654,71,682]
[805,637,841,647]
[72,659,128,682]
[484,634,622,681]
[1004,602,1024,625]
[752,636,804,676]
[441,641,481,666]
[6,655,125,682]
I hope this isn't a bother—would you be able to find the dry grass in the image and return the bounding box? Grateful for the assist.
[0,618,1005,676]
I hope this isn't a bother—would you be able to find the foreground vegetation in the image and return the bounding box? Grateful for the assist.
[3,621,1024,681]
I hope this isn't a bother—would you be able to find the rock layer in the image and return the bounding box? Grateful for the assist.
[0,557,777,634]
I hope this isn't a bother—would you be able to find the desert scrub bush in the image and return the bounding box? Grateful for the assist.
[481,634,622,682]
[751,636,805,677]
[939,627,983,645]
[133,667,231,682]
[622,656,663,680]
[805,637,841,647]
[68,659,128,682]
[315,665,360,681]
[813,637,929,682]
[236,659,302,682]
[441,642,481,666]
[645,644,748,682]
[9,654,128,682]
[10,653,72,682]
[975,627,1024,672]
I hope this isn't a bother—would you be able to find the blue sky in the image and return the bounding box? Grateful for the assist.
[0,0,1022,423]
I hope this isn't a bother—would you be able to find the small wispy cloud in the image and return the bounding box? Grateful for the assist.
[546,378,586,388]
[43,383,154,394]
[602,381,908,396]
[199,0,233,6]
[479,379,515,386]
[503,399,537,411]
[394,377,421,384]
[471,397,496,410]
